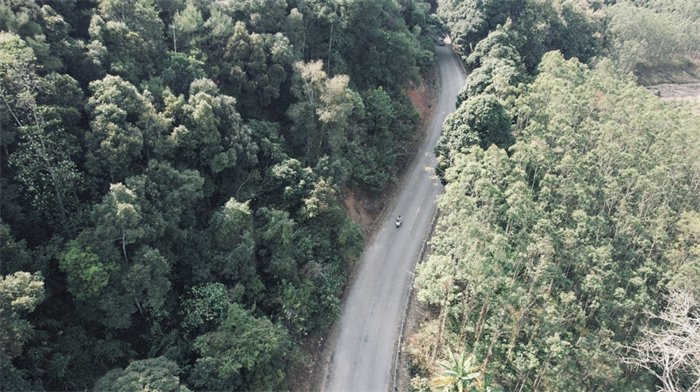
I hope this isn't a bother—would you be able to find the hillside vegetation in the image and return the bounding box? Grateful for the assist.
[0,0,441,390]
[409,1,700,391]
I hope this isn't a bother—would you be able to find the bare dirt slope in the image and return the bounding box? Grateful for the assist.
[642,57,700,113]
[646,83,700,115]
[646,82,700,100]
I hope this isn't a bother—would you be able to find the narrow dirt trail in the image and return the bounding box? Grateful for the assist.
[321,45,466,392]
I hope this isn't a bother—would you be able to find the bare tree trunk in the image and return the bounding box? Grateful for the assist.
[532,351,552,391]
[122,229,129,264]
[171,23,178,53]
[134,297,145,316]
[431,279,453,366]
[327,24,333,76]
[620,290,700,392]
[484,308,505,369]
[474,294,491,347]
[458,283,474,346]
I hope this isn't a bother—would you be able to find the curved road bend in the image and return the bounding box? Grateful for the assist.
[323,45,467,392]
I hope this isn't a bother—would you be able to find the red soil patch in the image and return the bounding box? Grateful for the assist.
[409,79,438,137]
[344,189,375,236]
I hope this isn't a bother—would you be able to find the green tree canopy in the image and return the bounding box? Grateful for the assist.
[412,51,700,390]
[192,302,294,391]
[93,356,190,392]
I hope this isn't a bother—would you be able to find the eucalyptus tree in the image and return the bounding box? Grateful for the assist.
[411,52,700,390]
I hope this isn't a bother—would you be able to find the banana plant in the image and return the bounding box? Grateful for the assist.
[429,351,503,392]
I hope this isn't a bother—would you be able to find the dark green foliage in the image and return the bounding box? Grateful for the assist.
[88,0,165,83]
[512,0,602,71]
[161,52,205,96]
[437,0,520,50]
[192,302,296,391]
[336,0,422,92]
[179,283,229,333]
[0,1,428,389]
[436,93,513,180]
[438,0,602,72]
[346,87,418,194]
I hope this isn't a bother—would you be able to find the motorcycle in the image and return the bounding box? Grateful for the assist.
[395,216,402,228]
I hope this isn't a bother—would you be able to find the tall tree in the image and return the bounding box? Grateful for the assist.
[0,272,45,391]
[1,32,83,233]
[94,356,191,392]
[88,0,165,82]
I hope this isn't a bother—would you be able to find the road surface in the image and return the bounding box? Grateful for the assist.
[322,45,466,391]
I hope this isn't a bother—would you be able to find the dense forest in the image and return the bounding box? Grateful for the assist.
[3,0,700,391]
[409,0,700,391]
[0,0,443,390]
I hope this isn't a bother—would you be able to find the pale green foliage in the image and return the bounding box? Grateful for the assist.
[287,60,364,162]
[414,52,700,390]
[0,1,67,73]
[173,1,203,43]
[0,31,39,126]
[213,198,252,248]
[667,211,700,299]
[0,272,45,358]
[301,177,337,219]
[85,76,149,181]
[436,0,511,49]
[93,183,144,253]
[607,1,700,73]
[430,351,482,392]
[0,271,45,391]
[93,356,190,392]
[459,28,527,104]
[438,0,602,71]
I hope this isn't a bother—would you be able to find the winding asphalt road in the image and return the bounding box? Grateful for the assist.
[322,44,466,391]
